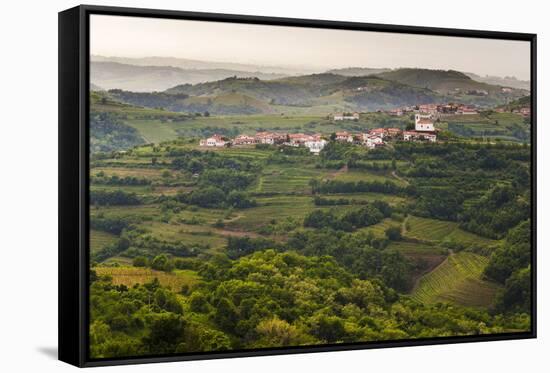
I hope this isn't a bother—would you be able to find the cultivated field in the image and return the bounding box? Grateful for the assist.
[95,266,200,291]
[411,252,501,307]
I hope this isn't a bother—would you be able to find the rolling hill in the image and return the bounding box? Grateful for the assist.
[496,95,531,111]
[165,75,328,106]
[164,74,443,112]
[466,72,530,91]
[94,67,528,116]
[374,68,528,105]
[376,68,491,91]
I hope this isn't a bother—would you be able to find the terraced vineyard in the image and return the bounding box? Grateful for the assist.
[90,229,118,253]
[257,165,329,194]
[405,215,497,246]
[411,252,501,307]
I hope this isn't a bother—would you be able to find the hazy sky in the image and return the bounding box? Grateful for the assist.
[90,15,531,80]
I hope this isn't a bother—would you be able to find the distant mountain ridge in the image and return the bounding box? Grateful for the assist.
[465,72,530,91]
[91,61,288,92]
[326,67,391,76]
[91,55,316,75]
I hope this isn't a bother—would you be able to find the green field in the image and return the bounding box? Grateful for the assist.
[411,252,501,307]
[256,165,329,194]
[95,266,200,291]
[405,215,497,247]
[90,229,118,253]
[332,169,407,186]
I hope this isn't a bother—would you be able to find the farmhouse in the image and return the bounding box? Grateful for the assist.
[364,135,385,149]
[418,104,438,115]
[288,133,317,145]
[457,106,478,115]
[403,131,437,142]
[437,104,459,115]
[369,128,387,138]
[200,134,228,147]
[332,112,360,121]
[335,131,354,142]
[233,134,257,146]
[304,138,327,154]
[386,128,403,138]
[255,132,278,144]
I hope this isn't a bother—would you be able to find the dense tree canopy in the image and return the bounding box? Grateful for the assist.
[90,250,530,358]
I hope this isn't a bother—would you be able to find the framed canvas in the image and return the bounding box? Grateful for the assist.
[58,5,537,367]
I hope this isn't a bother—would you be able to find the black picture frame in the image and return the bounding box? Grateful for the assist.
[59,4,537,367]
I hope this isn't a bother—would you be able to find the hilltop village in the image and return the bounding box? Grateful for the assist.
[200,106,443,153]
[200,113,436,154]
[199,100,530,154]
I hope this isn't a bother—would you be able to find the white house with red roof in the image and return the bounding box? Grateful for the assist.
[332,112,360,121]
[233,134,257,145]
[200,134,228,147]
[418,104,438,115]
[288,133,315,145]
[304,138,327,154]
[369,128,387,139]
[335,131,354,142]
[403,131,437,142]
[364,135,385,149]
[386,128,403,137]
[254,132,278,144]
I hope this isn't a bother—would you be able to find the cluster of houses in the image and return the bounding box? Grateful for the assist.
[495,106,531,118]
[200,132,328,154]
[386,103,478,117]
[200,113,438,153]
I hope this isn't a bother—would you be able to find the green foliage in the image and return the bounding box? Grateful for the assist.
[385,226,402,241]
[485,220,531,284]
[495,266,531,313]
[132,256,148,267]
[303,204,385,232]
[90,250,530,358]
[313,179,406,195]
[90,190,141,206]
[199,169,255,192]
[226,236,279,259]
[462,186,530,239]
[411,187,464,221]
[227,190,257,208]
[90,112,145,153]
[151,254,175,272]
[185,186,226,208]
[287,230,409,291]
[90,216,130,235]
